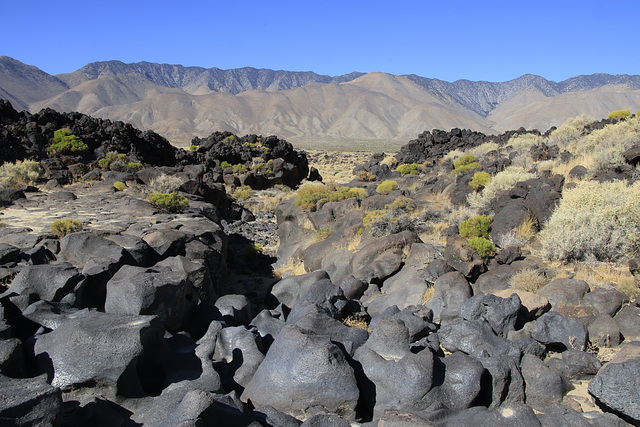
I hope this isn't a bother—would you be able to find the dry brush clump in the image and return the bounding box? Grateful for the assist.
[539,180,640,262]
[148,174,184,194]
[510,268,548,293]
[467,166,538,212]
[0,160,43,189]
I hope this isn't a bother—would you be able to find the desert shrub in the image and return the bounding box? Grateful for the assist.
[358,170,377,182]
[608,109,631,119]
[376,180,399,195]
[548,115,595,149]
[296,183,364,211]
[148,192,189,213]
[126,162,143,171]
[232,163,248,174]
[459,215,491,239]
[97,152,126,170]
[51,218,82,238]
[507,133,544,151]
[363,197,427,237]
[220,161,232,169]
[397,163,422,176]
[510,268,547,293]
[188,144,198,151]
[48,128,88,155]
[389,196,417,213]
[451,155,481,175]
[232,186,254,200]
[581,116,640,169]
[469,171,491,191]
[380,155,398,169]
[467,166,537,211]
[363,209,386,229]
[0,160,43,188]
[113,181,126,191]
[442,149,465,163]
[260,146,270,154]
[149,174,183,193]
[539,180,640,262]
[466,142,499,158]
[467,236,496,258]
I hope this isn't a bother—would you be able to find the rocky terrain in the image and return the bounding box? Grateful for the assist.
[1,99,640,426]
[3,56,640,146]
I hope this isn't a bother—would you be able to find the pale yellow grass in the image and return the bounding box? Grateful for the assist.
[342,315,371,332]
[422,285,436,304]
[510,268,547,293]
[552,262,639,299]
[273,257,307,279]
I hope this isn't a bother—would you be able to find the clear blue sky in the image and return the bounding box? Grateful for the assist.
[3,0,638,83]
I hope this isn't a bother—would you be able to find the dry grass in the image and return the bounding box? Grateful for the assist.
[550,154,596,180]
[422,285,436,304]
[313,226,332,242]
[510,268,548,293]
[418,221,449,245]
[273,257,307,279]
[516,216,538,242]
[342,315,371,332]
[570,263,639,297]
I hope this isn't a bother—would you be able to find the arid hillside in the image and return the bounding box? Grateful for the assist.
[2,56,640,148]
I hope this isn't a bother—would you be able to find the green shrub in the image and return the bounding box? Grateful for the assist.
[539,180,640,262]
[244,142,257,149]
[0,160,43,189]
[113,181,126,191]
[459,215,492,239]
[126,162,143,172]
[97,152,127,170]
[296,183,364,211]
[188,144,198,151]
[396,163,422,176]
[260,146,270,154]
[451,154,481,174]
[467,236,496,258]
[608,109,631,119]
[376,180,399,195]
[148,192,189,213]
[220,161,232,169]
[51,218,82,238]
[48,128,88,155]
[469,171,491,191]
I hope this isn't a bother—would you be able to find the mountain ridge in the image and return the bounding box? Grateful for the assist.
[2,56,640,146]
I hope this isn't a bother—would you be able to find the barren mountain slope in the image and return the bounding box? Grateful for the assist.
[488,85,640,131]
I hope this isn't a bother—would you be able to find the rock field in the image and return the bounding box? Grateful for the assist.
[1,100,640,426]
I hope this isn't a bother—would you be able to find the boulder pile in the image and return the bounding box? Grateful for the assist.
[2,100,640,426]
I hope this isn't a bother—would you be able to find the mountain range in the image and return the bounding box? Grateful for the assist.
[2,55,640,148]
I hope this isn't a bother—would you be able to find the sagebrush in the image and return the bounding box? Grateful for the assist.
[539,180,640,262]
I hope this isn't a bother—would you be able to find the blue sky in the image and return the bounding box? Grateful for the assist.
[3,0,638,83]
